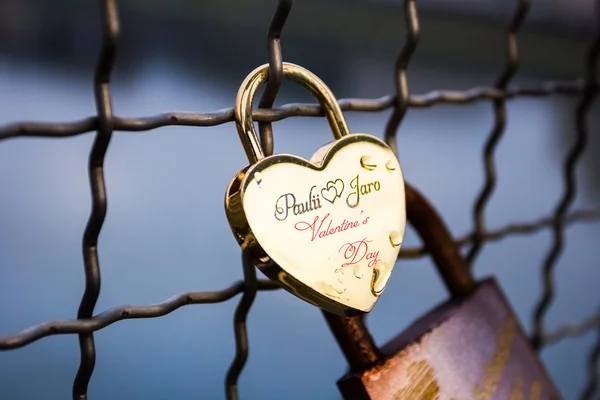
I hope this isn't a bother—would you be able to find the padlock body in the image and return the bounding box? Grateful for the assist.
[337,278,562,400]
[224,133,406,317]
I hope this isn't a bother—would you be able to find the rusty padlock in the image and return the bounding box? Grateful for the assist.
[323,184,562,400]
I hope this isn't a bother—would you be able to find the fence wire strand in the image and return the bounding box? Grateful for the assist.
[466,0,531,266]
[0,80,586,140]
[531,6,600,357]
[225,250,260,400]
[72,0,119,398]
[0,0,599,398]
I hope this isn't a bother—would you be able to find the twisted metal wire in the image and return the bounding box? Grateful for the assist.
[0,280,280,350]
[1,0,599,398]
[530,0,600,354]
[225,250,260,400]
[399,206,600,259]
[0,80,585,141]
[533,3,600,396]
[544,312,600,346]
[257,0,291,157]
[73,1,119,398]
[383,0,418,157]
[466,0,531,266]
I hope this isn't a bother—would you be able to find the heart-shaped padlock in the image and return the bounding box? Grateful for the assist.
[225,62,407,317]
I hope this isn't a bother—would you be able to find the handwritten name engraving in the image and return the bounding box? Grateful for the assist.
[346,174,382,208]
[294,212,365,242]
[272,172,384,221]
[274,185,322,221]
[339,238,381,268]
[473,316,517,400]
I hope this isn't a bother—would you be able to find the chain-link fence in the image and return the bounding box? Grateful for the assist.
[0,0,599,399]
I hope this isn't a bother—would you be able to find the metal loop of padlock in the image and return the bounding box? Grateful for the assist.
[234,62,350,164]
[332,185,563,400]
[225,62,407,317]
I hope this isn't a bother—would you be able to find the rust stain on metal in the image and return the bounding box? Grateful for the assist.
[337,279,563,400]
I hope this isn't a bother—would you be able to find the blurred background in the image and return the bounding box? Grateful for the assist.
[0,0,599,398]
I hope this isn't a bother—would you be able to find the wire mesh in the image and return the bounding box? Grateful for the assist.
[0,0,599,399]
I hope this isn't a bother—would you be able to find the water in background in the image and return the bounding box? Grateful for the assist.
[0,54,599,399]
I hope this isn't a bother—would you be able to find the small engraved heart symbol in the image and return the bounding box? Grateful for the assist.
[321,179,344,204]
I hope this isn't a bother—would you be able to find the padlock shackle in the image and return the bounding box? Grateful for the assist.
[234,62,351,164]
[321,312,381,372]
[405,184,476,298]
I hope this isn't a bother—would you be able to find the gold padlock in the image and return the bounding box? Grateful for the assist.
[224,62,407,317]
